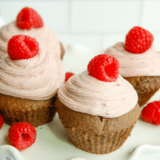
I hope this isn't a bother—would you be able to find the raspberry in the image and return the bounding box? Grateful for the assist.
[141,101,160,125]
[65,72,74,82]
[0,115,4,129]
[16,7,43,30]
[125,26,154,54]
[8,122,36,150]
[87,54,119,82]
[8,35,39,60]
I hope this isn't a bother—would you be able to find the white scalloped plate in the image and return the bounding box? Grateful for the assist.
[0,45,160,160]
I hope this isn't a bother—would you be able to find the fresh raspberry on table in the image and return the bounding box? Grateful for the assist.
[8,122,36,150]
[8,35,39,60]
[125,26,154,54]
[141,101,160,125]
[0,115,4,129]
[16,7,43,30]
[87,54,119,82]
[65,72,74,82]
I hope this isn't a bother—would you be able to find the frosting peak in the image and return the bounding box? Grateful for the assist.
[105,42,160,77]
[58,71,138,118]
[0,21,61,58]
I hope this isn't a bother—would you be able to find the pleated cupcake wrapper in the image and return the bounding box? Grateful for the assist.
[124,76,160,107]
[138,90,157,107]
[0,103,56,127]
[60,42,65,59]
[63,125,134,154]
[61,50,65,60]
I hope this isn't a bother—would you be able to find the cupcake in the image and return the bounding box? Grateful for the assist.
[0,34,65,127]
[56,54,140,154]
[0,7,65,59]
[105,26,160,107]
[59,42,67,59]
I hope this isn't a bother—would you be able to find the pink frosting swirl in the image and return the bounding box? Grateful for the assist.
[58,71,138,118]
[0,21,61,58]
[0,47,65,100]
[105,42,160,77]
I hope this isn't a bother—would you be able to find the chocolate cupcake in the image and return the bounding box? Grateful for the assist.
[0,7,64,59]
[56,54,140,154]
[105,26,159,107]
[0,35,65,127]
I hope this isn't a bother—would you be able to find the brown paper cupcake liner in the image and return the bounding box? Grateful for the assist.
[124,76,160,107]
[60,41,66,60]
[138,91,158,107]
[61,123,134,154]
[0,94,57,127]
[56,99,140,154]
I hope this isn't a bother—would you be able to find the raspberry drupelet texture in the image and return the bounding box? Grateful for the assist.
[125,26,154,54]
[87,54,119,82]
[0,115,4,129]
[8,35,39,60]
[65,72,75,82]
[141,101,160,125]
[8,122,36,150]
[17,7,43,30]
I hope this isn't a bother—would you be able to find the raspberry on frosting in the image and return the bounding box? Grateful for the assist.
[16,7,43,30]
[141,101,160,125]
[8,122,37,150]
[65,72,74,82]
[8,35,39,60]
[125,26,154,54]
[87,54,119,82]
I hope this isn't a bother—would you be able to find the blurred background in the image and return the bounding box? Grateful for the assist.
[0,0,160,50]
